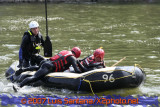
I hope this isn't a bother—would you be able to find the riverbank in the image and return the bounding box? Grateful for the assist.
[0,0,159,3]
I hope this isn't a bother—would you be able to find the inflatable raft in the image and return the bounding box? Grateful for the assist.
[6,61,146,92]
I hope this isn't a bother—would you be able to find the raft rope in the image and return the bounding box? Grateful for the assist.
[81,64,143,95]
[135,64,143,71]
[83,79,95,95]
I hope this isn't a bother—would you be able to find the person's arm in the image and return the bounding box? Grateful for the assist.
[68,56,83,73]
[88,61,106,69]
[78,55,91,62]
[77,60,87,72]
[21,35,30,59]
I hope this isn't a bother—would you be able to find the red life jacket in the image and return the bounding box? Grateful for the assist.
[49,50,74,72]
[81,55,105,68]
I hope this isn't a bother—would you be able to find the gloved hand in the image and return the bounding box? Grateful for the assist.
[15,69,24,76]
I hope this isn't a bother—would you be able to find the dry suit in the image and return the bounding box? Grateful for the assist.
[18,30,44,68]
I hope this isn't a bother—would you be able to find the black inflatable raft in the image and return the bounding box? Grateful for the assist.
[6,61,146,92]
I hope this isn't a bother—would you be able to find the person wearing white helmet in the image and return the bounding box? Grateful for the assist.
[17,21,45,68]
[29,21,39,35]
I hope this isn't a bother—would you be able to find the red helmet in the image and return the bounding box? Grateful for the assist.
[71,47,81,58]
[93,48,105,59]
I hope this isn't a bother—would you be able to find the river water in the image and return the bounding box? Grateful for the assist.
[0,2,160,106]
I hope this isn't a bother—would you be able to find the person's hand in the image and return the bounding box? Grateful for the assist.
[15,69,24,76]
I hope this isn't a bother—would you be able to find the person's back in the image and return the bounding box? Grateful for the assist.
[50,50,76,72]
[49,47,85,73]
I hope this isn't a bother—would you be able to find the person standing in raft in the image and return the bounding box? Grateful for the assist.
[17,21,45,68]
[13,47,86,90]
[80,48,105,71]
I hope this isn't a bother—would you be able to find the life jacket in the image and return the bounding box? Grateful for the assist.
[50,50,74,72]
[24,30,42,53]
[81,55,105,68]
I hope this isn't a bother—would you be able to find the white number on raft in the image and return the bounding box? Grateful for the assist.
[102,74,115,82]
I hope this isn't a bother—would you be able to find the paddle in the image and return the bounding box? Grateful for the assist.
[111,57,126,67]
[44,0,52,57]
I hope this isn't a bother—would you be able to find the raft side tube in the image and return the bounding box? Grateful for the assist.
[78,66,145,92]
[5,61,146,92]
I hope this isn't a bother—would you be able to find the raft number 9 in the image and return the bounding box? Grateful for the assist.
[102,74,115,82]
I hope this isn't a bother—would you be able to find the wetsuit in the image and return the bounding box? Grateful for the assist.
[18,50,86,88]
[80,55,105,71]
[18,30,44,68]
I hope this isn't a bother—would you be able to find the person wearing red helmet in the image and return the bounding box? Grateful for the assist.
[93,48,105,62]
[71,47,81,58]
[80,48,105,71]
[14,47,86,89]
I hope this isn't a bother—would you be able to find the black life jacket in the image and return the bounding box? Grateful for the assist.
[23,30,42,54]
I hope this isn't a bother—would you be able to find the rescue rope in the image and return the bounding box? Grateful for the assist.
[83,79,95,95]
[135,64,143,71]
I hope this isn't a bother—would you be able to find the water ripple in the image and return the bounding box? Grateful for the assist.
[2,44,18,49]
[148,56,158,59]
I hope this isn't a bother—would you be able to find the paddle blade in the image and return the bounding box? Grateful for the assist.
[44,36,52,57]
